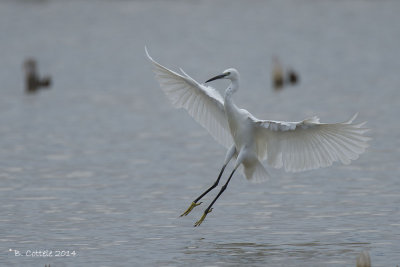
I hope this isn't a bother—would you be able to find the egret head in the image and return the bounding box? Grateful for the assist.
[205,68,239,83]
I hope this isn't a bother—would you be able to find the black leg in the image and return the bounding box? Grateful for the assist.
[180,164,226,217]
[194,165,226,203]
[194,168,237,227]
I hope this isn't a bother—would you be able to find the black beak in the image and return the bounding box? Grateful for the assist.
[205,73,228,83]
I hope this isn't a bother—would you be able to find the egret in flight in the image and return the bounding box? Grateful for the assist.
[145,48,369,227]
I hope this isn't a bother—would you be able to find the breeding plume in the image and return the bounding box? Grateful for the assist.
[146,48,369,227]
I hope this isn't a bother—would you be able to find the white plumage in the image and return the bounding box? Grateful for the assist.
[146,47,370,226]
[146,50,232,148]
[254,113,369,173]
[146,48,369,179]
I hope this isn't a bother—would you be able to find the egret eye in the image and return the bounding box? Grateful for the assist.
[225,72,231,76]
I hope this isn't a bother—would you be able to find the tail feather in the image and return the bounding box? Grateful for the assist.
[242,160,270,183]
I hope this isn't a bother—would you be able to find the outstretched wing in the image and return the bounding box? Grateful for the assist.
[146,48,233,148]
[253,114,370,172]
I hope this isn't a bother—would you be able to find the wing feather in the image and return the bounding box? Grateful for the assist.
[253,114,370,172]
[146,48,233,148]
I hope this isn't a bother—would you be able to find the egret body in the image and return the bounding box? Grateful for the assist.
[146,48,370,226]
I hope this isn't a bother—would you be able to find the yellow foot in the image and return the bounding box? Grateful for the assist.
[180,201,202,217]
[194,209,212,227]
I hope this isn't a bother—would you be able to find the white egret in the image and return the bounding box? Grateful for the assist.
[145,48,370,227]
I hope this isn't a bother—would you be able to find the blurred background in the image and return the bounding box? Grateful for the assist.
[1,0,399,266]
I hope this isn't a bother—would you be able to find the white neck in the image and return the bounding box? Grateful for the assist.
[225,79,238,98]
[224,79,239,110]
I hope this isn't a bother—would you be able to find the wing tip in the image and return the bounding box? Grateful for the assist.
[346,112,359,124]
[144,45,153,62]
[179,67,188,76]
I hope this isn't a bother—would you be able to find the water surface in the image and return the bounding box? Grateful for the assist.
[0,0,399,266]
